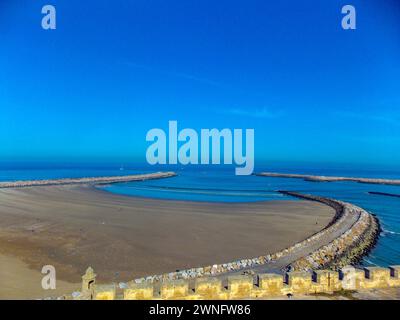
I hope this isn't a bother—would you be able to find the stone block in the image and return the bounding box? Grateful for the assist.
[389,265,400,279]
[94,284,116,300]
[124,283,154,300]
[195,277,222,299]
[312,270,341,293]
[228,275,253,299]
[160,279,189,299]
[286,271,312,294]
[340,265,365,290]
[362,267,391,289]
[257,273,283,296]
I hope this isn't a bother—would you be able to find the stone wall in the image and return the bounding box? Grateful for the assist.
[71,266,400,300]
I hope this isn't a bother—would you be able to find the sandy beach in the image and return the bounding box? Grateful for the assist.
[0,185,334,299]
[0,253,78,300]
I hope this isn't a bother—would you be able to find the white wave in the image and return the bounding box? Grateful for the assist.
[363,258,378,266]
[382,228,400,235]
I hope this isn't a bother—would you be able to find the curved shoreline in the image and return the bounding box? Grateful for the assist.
[128,192,380,283]
[0,184,332,292]
[281,192,380,271]
[257,172,400,186]
[0,172,177,189]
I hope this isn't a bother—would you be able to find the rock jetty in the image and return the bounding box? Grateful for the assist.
[0,172,177,189]
[128,192,380,283]
[282,192,380,271]
[257,172,400,186]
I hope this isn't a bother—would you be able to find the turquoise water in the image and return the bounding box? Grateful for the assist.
[1,165,399,267]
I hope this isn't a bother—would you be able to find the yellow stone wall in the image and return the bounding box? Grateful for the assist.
[124,283,154,300]
[84,265,400,300]
[94,284,116,300]
[160,279,189,299]
[195,277,222,299]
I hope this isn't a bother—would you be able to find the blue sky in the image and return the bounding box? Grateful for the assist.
[1,0,400,168]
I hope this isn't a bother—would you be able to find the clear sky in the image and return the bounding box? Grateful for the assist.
[1,0,399,168]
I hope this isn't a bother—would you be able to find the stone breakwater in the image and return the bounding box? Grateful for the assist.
[0,172,177,189]
[282,192,381,272]
[257,172,400,186]
[127,192,380,284]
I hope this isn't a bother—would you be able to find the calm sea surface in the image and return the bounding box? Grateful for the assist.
[1,164,399,267]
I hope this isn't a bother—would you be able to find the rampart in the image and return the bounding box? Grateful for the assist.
[71,265,400,300]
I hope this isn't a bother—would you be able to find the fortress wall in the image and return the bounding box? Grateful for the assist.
[80,266,400,300]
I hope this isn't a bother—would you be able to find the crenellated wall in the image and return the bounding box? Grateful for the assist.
[71,265,400,300]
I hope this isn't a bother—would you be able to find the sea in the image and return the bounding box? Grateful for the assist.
[0,162,399,267]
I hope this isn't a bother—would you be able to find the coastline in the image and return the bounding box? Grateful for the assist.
[0,184,333,299]
[0,173,381,299]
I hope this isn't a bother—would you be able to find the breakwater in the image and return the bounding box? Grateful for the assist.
[281,192,380,271]
[0,172,177,189]
[91,192,379,284]
[257,172,400,186]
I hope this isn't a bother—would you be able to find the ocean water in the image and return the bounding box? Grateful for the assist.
[0,164,399,267]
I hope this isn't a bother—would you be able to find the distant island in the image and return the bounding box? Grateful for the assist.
[256,172,400,186]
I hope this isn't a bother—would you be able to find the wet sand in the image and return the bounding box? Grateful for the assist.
[0,185,334,299]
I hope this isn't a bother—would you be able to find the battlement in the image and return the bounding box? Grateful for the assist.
[72,265,400,300]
